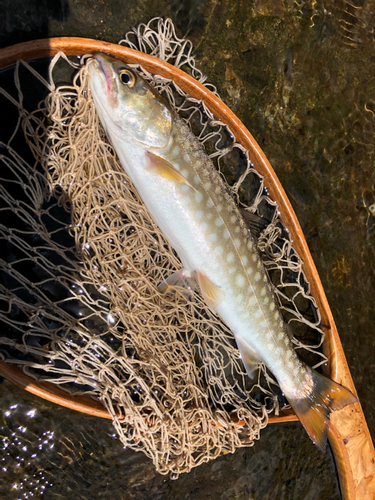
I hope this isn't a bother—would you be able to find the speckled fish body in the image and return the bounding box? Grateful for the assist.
[88,53,357,450]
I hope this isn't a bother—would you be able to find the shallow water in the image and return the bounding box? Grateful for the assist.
[1,0,374,498]
[1,380,340,499]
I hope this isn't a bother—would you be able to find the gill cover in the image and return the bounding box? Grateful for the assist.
[88,52,173,149]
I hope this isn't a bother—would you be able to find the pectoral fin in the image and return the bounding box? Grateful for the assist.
[146,152,197,192]
[158,268,195,300]
[196,271,225,314]
[235,336,262,380]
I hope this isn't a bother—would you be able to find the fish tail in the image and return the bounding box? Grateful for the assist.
[288,370,358,451]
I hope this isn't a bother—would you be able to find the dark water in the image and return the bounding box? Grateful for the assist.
[1,0,374,498]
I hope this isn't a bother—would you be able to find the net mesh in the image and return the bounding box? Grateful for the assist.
[0,18,327,476]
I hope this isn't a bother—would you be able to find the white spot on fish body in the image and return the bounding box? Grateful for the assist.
[195,192,203,203]
[254,272,261,281]
[194,175,200,185]
[204,181,212,190]
[261,287,266,296]
[223,229,230,239]
[246,267,253,275]
[215,246,224,255]
[196,210,204,219]
[230,215,237,224]
[270,302,275,311]
[235,227,240,233]
[172,146,180,157]
[207,199,214,208]
[234,239,241,248]
[277,332,284,341]
[252,254,257,262]
[236,294,244,304]
[207,212,213,219]
[181,169,189,178]
[209,233,218,242]
[227,252,235,264]
[249,296,257,305]
[229,267,236,274]
[263,297,269,305]
[184,154,190,162]
[215,218,224,227]
[235,275,245,287]
[254,309,262,319]
[201,223,208,231]
[241,256,248,266]
[181,185,190,193]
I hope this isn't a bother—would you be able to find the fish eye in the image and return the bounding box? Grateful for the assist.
[119,69,136,87]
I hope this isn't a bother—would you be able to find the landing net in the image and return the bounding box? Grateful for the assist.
[0,18,326,476]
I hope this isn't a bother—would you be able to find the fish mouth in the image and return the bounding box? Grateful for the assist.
[91,52,119,107]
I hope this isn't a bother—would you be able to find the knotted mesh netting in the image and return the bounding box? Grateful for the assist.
[0,18,327,475]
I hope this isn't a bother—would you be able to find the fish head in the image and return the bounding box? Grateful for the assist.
[89,53,173,149]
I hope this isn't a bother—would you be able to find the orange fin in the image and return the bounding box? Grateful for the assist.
[146,151,197,192]
[196,270,225,314]
[235,336,262,380]
[289,370,358,451]
[158,268,195,300]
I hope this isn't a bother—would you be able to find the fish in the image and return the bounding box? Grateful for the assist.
[88,53,357,451]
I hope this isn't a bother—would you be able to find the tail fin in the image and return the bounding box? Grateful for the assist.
[288,371,358,451]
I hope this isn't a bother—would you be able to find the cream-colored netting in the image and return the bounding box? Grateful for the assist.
[0,18,327,476]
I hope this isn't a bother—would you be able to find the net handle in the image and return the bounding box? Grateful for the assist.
[0,38,373,499]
